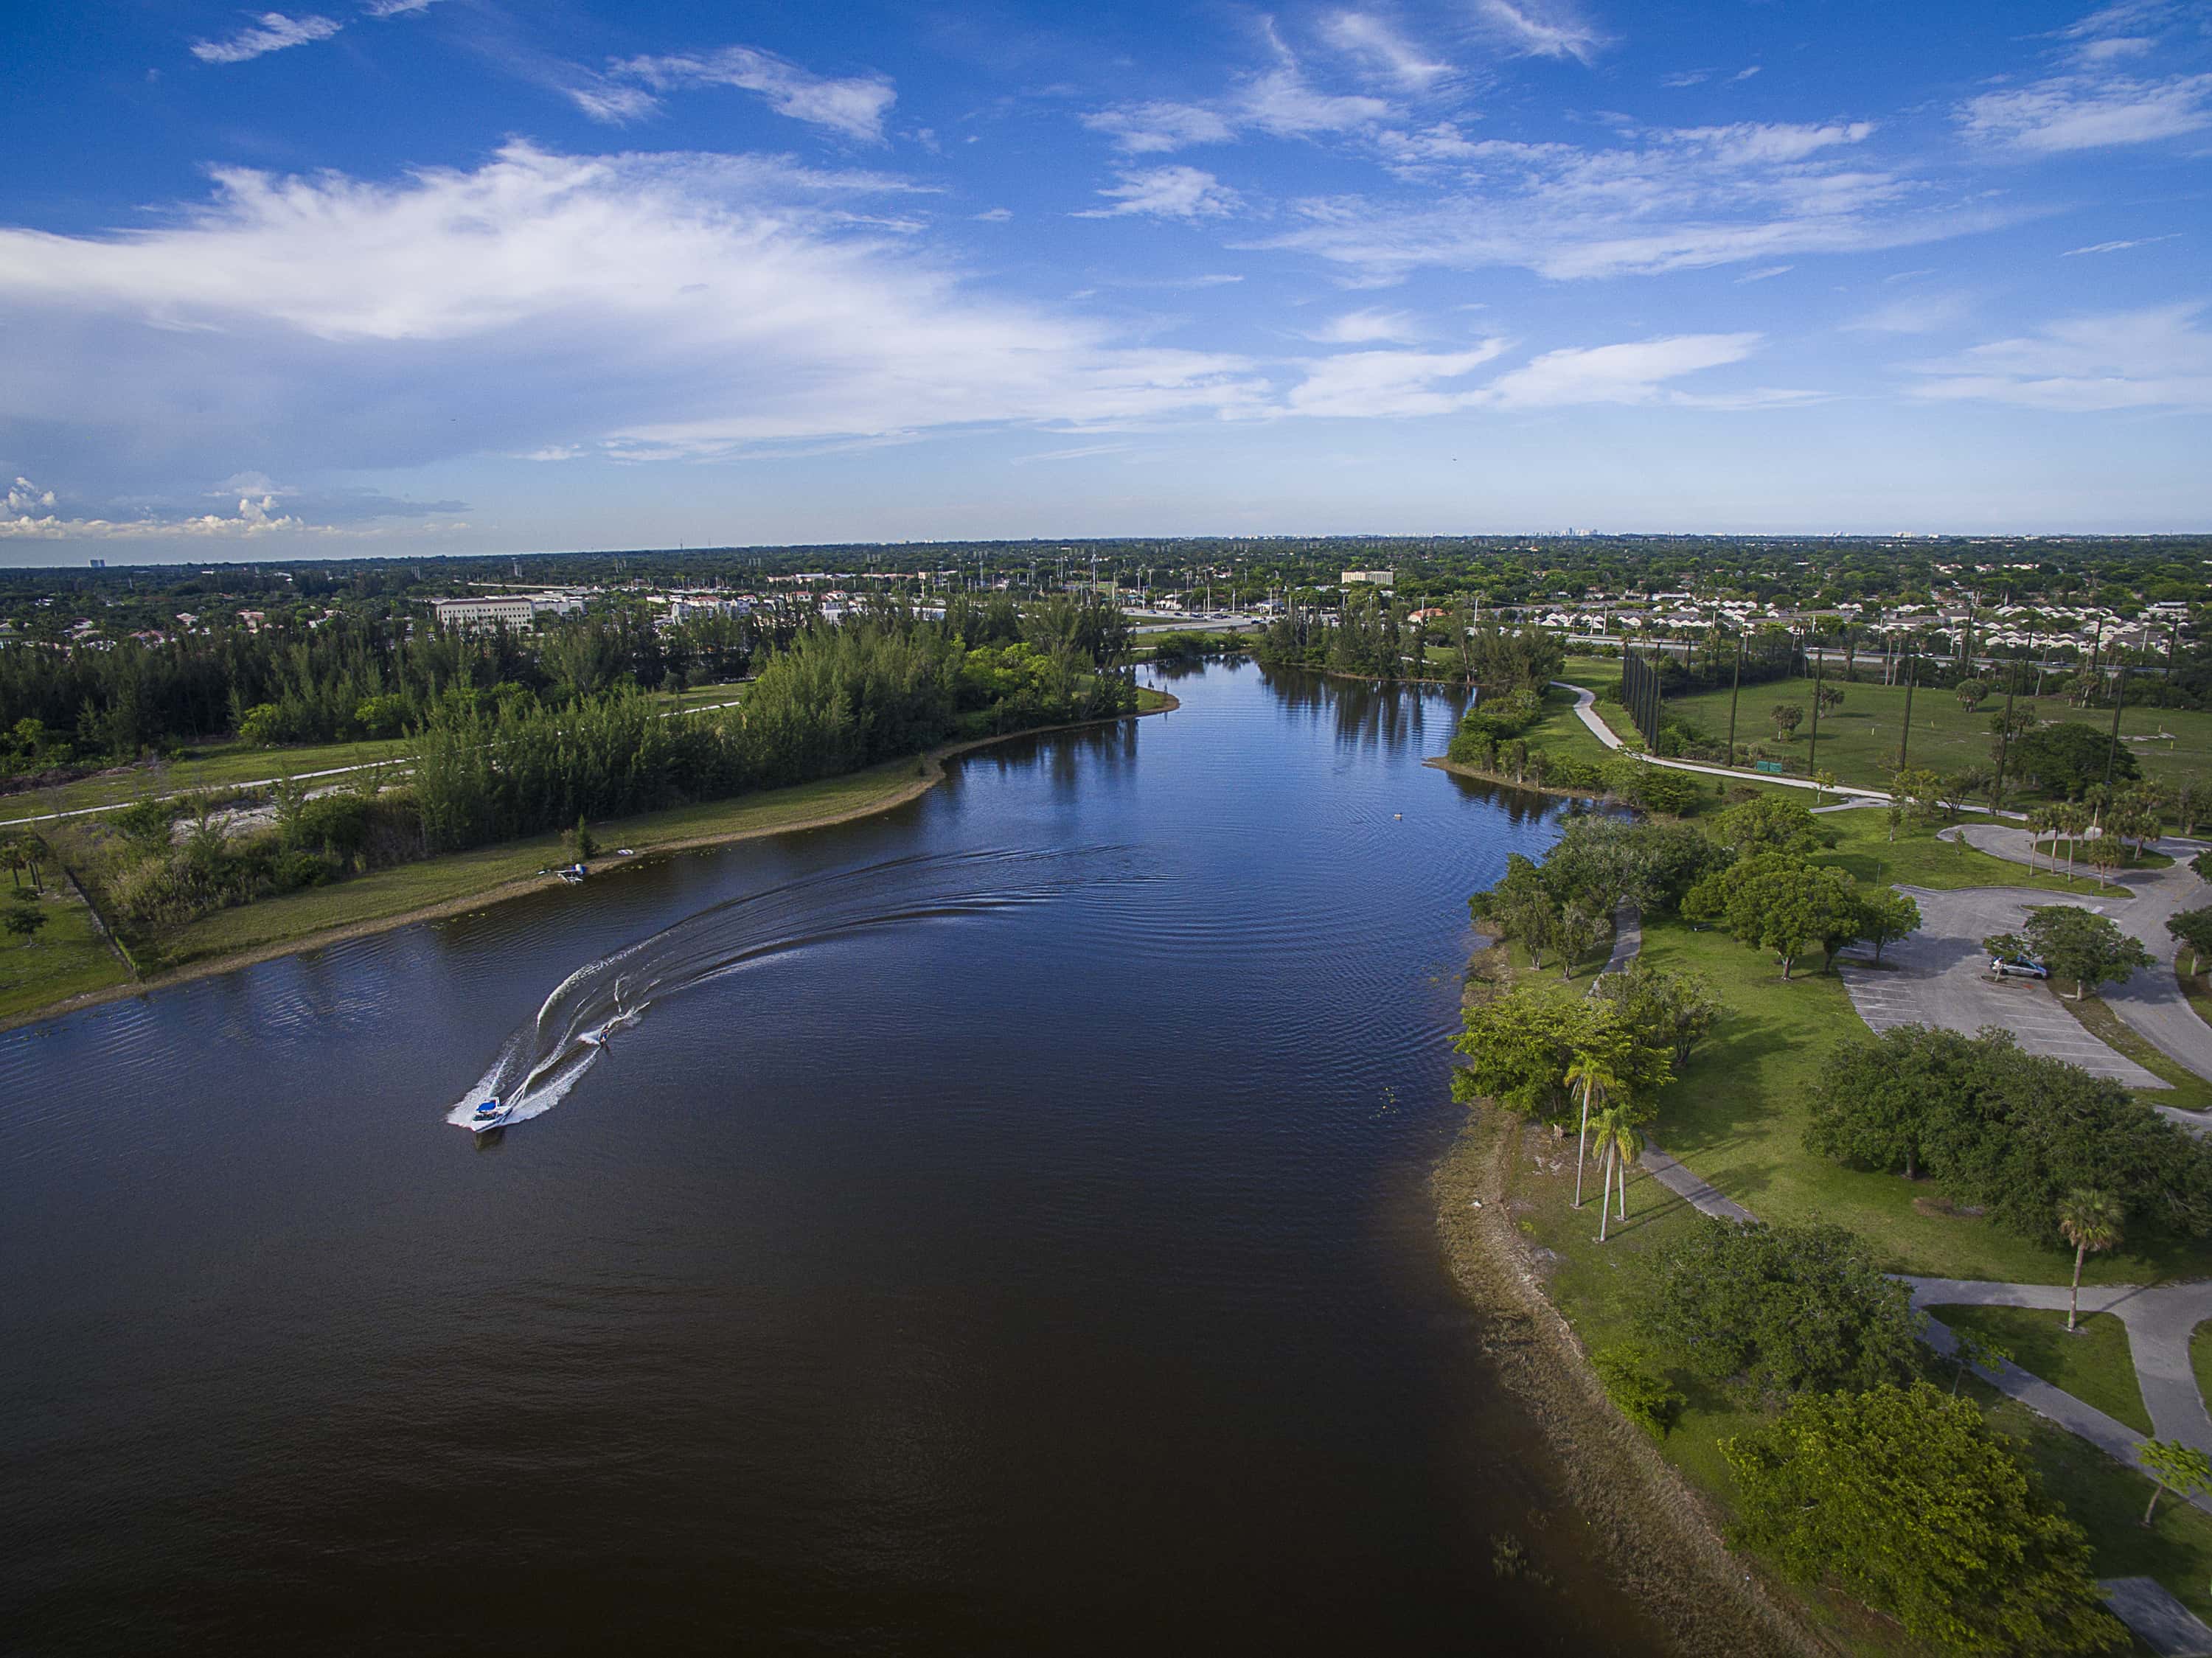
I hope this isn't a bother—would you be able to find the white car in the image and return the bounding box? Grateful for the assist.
[1989,955,2050,980]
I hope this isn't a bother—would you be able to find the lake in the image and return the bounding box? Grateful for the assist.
[0,660,1667,1654]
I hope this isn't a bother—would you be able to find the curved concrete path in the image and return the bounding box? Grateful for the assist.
[1574,788,2212,1490]
[1910,1275,2212,1505]
[1553,680,1893,803]
[1945,823,2212,1085]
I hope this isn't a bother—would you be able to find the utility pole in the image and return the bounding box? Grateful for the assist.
[1899,635,1918,771]
[1808,624,1824,778]
[1994,644,2022,807]
[1725,627,1743,762]
[2105,663,2129,789]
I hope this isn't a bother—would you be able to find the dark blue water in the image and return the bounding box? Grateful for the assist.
[0,661,1660,1654]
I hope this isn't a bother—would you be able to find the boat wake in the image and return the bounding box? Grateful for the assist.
[445,846,1133,1134]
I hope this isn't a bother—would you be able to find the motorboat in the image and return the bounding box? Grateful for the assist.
[470,1096,513,1133]
[557,863,588,885]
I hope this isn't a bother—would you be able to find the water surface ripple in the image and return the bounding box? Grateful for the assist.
[1,661,1665,1654]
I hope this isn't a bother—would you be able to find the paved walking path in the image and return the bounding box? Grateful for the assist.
[1551,681,1894,801]
[1568,770,2212,1491]
[1943,823,2212,1085]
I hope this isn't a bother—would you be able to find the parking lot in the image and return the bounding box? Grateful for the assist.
[1837,885,2166,1090]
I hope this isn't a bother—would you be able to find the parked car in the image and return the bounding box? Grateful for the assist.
[1989,954,2050,980]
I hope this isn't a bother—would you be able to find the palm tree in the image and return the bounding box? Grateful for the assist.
[2025,804,2060,877]
[1565,1049,1620,1211]
[2058,1189,2124,1332]
[1592,1104,1639,1241]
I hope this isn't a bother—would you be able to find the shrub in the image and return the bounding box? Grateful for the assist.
[1590,1345,1684,1437]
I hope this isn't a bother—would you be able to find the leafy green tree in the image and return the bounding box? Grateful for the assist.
[1639,1219,1924,1396]
[1890,766,1950,824]
[2179,780,2212,837]
[2057,1189,2124,1332]
[1590,1345,1683,1437]
[1949,1326,2011,1395]
[2138,1439,2212,1526]
[1860,888,1922,964]
[2013,721,2140,799]
[2023,906,2154,1000]
[1594,960,1722,1065]
[3,903,47,944]
[1723,1382,2124,1657]
[1688,852,1864,978]
[1955,678,1989,711]
[1806,1024,1982,1181]
[1469,853,1562,969]
[1453,986,1599,1119]
[2168,906,2212,980]
[1708,792,1825,857]
[1769,701,1804,741]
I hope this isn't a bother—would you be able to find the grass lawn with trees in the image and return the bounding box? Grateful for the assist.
[1658,673,2212,801]
[1481,1093,2212,1640]
[1932,1306,2152,1435]
[0,885,131,1025]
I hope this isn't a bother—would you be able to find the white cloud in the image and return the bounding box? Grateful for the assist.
[1082,35,1392,153]
[2063,233,2181,254]
[1473,0,1604,66]
[1845,290,1975,334]
[973,207,1013,222]
[610,46,897,144]
[0,143,1265,480]
[1283,342,1510,417]
[7,477,57,515]
[1082,101,1239,153]
[1737,264,1792,282]
[189,13,342,65]
[1906,302,2212,411]
[364,0,440,15]
[1307,307,1422,344]
[1673,120,1875,167]
[1321,13,1453,88]
[565,82,661,125]
[1483,332,1763,407]
[1075,166,1242,220]
[1959,72,2212,152]
[1262,122,1975,282]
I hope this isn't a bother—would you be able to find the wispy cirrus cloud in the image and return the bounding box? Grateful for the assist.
[2063,233,2181,254]
[1075,166,1242,220]
[1906,302,2212,411]
[1082,28,1394,153]
[604,46,898,143]
[1958,72,2212,152]
[1472,0,1605,66]
[1259,119,1980,282]
[189,12,341,65]
[1321,12,1453,88]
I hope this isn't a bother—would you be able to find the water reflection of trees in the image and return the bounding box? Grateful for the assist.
[1253,661,1471,759]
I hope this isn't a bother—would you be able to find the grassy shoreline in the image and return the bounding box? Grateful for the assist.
[0,691,1177,1034]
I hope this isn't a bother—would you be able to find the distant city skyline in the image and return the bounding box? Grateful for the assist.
[3,0,2210,562]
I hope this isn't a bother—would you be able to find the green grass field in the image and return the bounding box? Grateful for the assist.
[1638,916,2208,1285]
[0,884,133,1025]
[1657,673,2212,801]
[1486,1102,2212,1640]
[0,680,756,826]
[1933,1306,2152,1435]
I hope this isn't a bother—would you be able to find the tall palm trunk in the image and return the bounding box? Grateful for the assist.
[1617,1143,1629,1220]
[1596,1144,1615,1241]
[2069,1242,2085,1331]
[1573,1083,1593,1208]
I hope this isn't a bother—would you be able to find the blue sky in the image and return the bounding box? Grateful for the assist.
[1,0,2209,562]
